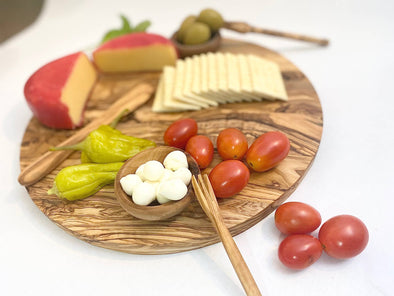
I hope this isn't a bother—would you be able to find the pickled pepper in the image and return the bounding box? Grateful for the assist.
[47,162,124,201]
[50,124,156,163]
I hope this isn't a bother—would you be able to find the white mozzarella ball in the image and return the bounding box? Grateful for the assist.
[144,180,160,195]
[132,182,156,206]
[156,194,171,205]
[120,174,142,196]
[173,167,192,186]
[160,168,175,181]
[163,151,188,171]
[143,160,165,181]
[157,179,188,201]
[135,164,146,181]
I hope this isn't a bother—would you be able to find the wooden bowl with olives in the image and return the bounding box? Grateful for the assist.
[171,8,224,57]
[171,31,221,58]
[114,146,200,221]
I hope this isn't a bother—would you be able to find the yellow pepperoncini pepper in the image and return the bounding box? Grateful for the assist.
[47,162,124,201]
[50,111,156,163]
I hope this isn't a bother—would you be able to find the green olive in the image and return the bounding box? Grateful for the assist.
[182,22,211,45]
[176,15,197,42]
[196,8,224,32]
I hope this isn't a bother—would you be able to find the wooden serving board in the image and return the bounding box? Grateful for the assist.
[19,39,323,255]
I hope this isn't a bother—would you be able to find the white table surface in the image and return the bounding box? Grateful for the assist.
[1,0,393,295]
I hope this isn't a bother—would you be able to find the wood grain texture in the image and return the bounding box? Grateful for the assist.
[19,39,323,255]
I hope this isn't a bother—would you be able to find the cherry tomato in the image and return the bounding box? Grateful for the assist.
[185,135,214,169]
[245,131,290,172]
[275,202,321,235]
[318,215,369,259]
[278,234,323,270]
[217,128,248,160]
[164,118,198,149]
[208,160,250,198]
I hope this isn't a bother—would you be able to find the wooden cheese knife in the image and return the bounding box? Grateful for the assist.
[224,21,329,46]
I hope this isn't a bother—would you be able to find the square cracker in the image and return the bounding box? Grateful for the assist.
[172,60,207,108]
[162,66,201,111]
[216,52,245,103]
[182,57,218,107]
[207,52,235,103]
[197,53,227,104]
[247,54,288,101]
[152,72,184,112]
[236,54,262,101]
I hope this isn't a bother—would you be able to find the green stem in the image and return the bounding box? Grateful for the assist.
[49,141,85,152]
[109,109,129,128]
[47,185,58,196]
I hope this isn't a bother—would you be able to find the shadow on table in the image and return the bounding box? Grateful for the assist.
[0,0,44,43]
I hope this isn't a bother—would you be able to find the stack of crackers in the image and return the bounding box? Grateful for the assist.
[152,52,287,112]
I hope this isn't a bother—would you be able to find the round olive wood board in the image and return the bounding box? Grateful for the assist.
[19,39,323,255]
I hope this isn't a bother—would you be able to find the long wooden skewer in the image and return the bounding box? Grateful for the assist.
[18,82,155,186]
[192,174,262,296]
[224,21,329,46]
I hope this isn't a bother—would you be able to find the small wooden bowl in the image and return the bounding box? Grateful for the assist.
[171,31,222,58]
[114,146,200,221]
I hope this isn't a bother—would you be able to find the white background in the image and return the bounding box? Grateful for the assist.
[1,0,393,295]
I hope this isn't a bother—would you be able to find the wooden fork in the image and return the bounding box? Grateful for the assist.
[192,174,262,296]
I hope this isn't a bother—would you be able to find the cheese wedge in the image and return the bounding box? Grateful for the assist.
[24,52,97,129]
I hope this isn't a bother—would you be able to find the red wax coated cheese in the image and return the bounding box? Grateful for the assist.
[24,52,97,129]
[93,32,178,73]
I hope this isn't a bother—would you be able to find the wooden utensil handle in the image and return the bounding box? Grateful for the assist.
[212,213,262,296]
[18,83,155,186]
[224,21,329,46]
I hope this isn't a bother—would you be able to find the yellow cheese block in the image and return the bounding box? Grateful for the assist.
[93,33,178,73]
